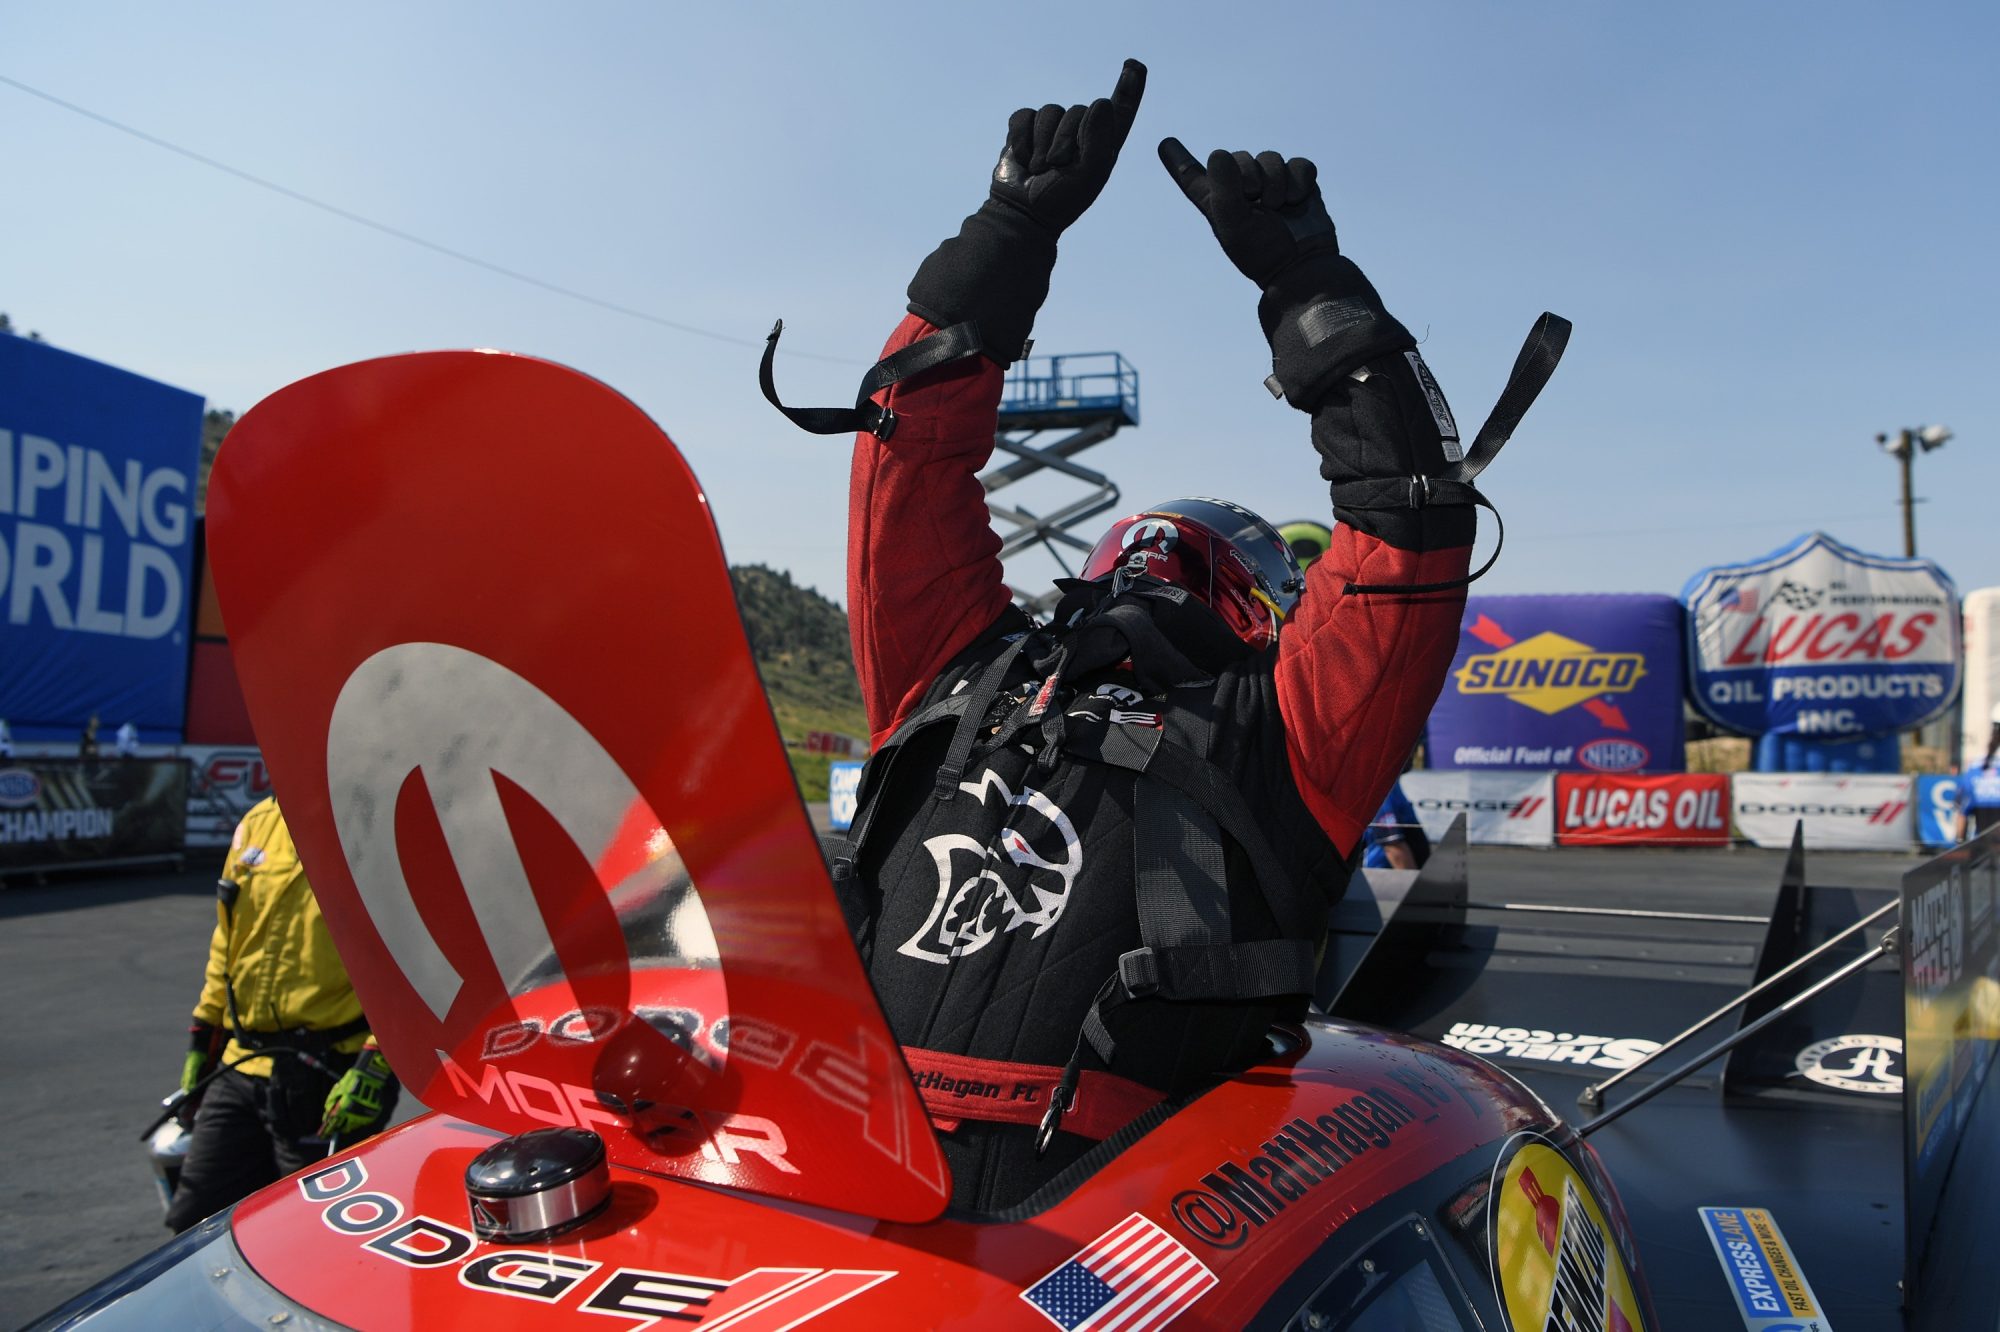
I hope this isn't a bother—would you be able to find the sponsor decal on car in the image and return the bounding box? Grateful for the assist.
[294,1160,893,1327]
[1697,1206,1830,1331]
[1169,1081,1444,1249]
[1491,1134,1648,1332]
[1441,1023,1662,1072]
[1794,1034,1902,1095]
[1020,1213,1215,1332]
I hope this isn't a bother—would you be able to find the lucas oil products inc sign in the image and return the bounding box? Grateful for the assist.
[0,336,204,738]
[1684,531,1959,740]
[1425,595,1685,772]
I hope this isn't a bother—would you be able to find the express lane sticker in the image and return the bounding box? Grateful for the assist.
[1697,1206,1831,1331]
[1489,1134,1647,1331]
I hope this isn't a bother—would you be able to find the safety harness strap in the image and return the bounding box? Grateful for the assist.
[760,319,990,440]
[1333,311,1569,596]
[902,1046,1163,1140]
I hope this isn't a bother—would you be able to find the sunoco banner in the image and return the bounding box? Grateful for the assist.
[1556,773,1729,847]
[0,758,188,872]
[1401,770,1554,847]
[1731,772,1914,850]
[0,337,203,739]
[1426,595,1684,773]
[1684,531,1959,739]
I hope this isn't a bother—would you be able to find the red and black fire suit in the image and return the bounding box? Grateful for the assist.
[840,313,1471,1210]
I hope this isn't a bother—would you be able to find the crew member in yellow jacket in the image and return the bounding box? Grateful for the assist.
[165,797,398,1232]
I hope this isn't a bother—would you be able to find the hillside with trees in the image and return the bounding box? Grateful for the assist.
[730,564,869,800]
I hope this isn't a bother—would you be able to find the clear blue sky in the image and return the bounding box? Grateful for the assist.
[6,3,1995,607]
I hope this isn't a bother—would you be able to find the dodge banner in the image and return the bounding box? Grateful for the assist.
[0,757,188,873]
[1401,770,1555,847]
[1556,773,1730,846]
[1684,531,1960,740]
[1426,594,1685,772]
[1731,772,1915,850]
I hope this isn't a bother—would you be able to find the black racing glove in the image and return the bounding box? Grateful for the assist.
[907,59,1147,365]
[1159,141,1416,411]
[1162,139,1473,554]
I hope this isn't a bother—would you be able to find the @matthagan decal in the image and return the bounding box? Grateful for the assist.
[1795,1035,1901,1095]
[1697,1207,1831,1331]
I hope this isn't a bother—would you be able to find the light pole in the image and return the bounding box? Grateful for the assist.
[1876,424,1953,557]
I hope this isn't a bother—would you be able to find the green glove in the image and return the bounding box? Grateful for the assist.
[320,1041,394,1138]
[181,1021,220,1094]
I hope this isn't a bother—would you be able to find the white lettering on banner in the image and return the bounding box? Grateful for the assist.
[0,807,116,843]
[325,643,717,1022]
[1731,773,1915,850]
[1560,786,1727,833]
[0,428,190,640]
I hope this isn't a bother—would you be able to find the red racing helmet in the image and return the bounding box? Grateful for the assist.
[1079,497,1306,649]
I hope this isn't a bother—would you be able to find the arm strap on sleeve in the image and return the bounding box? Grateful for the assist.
[1334,312,1570,595]
[759,319,994,440]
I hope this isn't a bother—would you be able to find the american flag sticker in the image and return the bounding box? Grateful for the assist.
[1020,1213,1218,1332]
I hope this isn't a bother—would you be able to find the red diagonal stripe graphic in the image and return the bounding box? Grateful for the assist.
[1582,699,1630,731]
[1467,614,1515,649]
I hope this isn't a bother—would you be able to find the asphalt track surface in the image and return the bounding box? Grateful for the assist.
[0,840,1922,1327]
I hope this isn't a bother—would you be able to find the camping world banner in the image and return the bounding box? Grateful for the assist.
[1684,531,1960,739]
[1426,595,1685,772]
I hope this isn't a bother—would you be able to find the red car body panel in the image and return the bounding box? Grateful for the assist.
[232,1024,1536,1330]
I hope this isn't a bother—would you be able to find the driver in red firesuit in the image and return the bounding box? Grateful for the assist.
[769,61,1560,1212]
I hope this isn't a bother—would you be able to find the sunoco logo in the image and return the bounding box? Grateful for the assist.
[0,770,39,808]
[1456,632,1645,715]
[1455,615,1647,728]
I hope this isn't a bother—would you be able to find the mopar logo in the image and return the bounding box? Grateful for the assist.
[0,769,39,808]
[1578,739,1649,773]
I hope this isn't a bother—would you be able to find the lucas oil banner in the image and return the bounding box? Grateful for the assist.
[1684,531,1959,740]
[1426,595,1685,772]
[1556,772,1730,846]
[0,336,204,739]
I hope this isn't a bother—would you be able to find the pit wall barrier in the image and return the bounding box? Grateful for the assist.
[1401,769,1925,849]
[0,756,188,877]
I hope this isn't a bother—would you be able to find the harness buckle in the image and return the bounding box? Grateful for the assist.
[1034,1079,1076,1157]
[1118,948,1161,998]
[1407,475,1434,509]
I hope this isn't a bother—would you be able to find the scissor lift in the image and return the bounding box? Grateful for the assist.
[985,352,1139,616]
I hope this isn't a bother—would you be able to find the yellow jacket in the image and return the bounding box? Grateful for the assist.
[193,798,369,1077]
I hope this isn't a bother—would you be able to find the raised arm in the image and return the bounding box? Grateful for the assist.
[843,61,1148,742]
[1157,142,1482,852]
